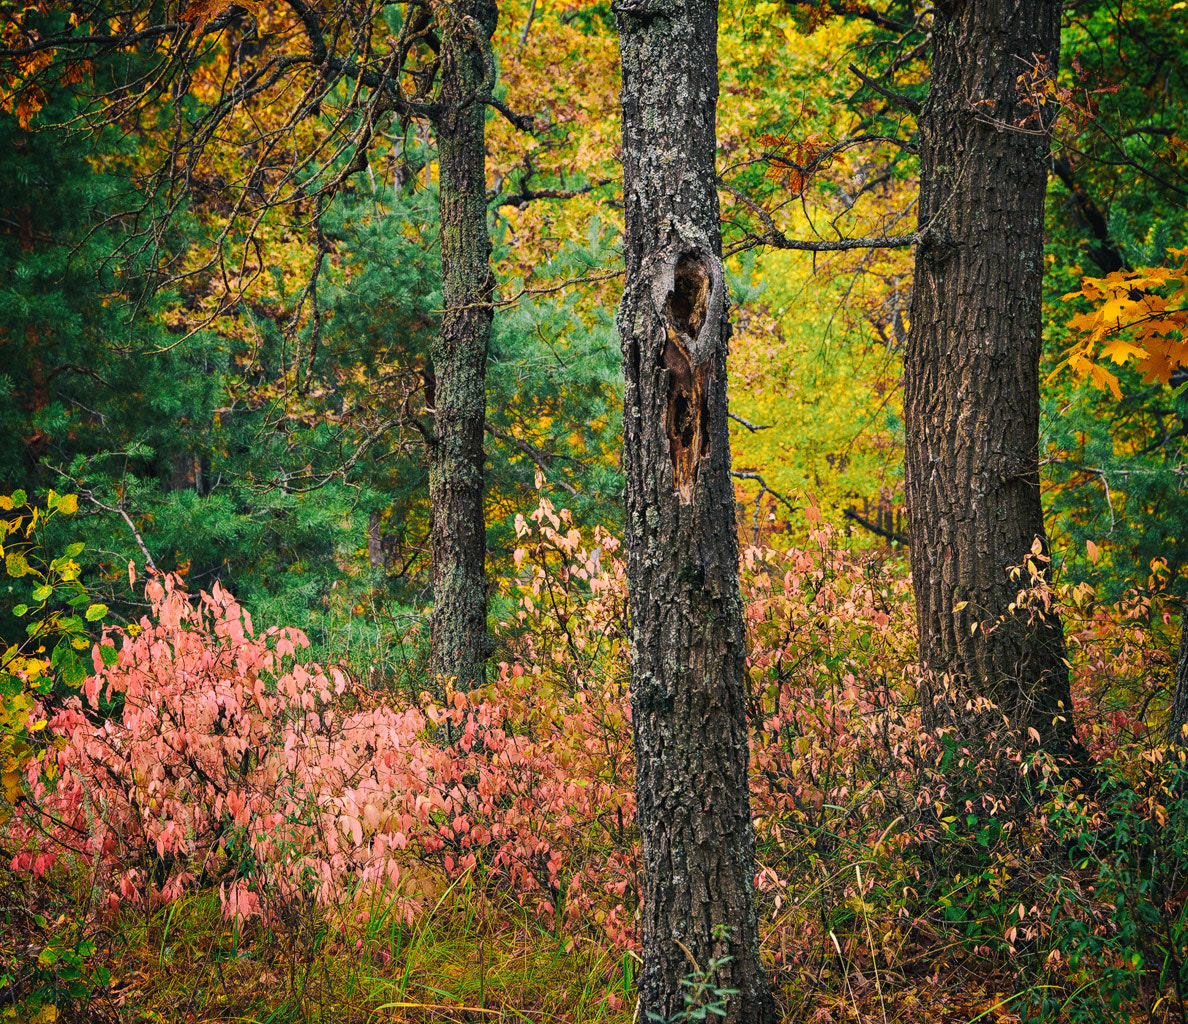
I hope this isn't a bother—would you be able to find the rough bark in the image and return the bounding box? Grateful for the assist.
[904,0,1079,755]
[1170,625,1188,743]
[615,0,775,1019]
[428,0,497,690]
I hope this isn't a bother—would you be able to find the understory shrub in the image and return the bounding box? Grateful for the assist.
[8,518,637,944]
[4,499,1187,1018]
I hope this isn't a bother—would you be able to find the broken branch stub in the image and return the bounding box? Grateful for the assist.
[652,248,724,504]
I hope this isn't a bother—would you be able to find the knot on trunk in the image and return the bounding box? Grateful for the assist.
[653,248,723,504]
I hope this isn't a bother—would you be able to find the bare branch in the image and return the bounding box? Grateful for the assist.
[488,96,534,132]
[728,412,773,432]
[495,179,610,209]
[730,470,798,513]
[843,507,908,546]
[847,63,922,117]
[48,467,158,570]
[485,424,578,494]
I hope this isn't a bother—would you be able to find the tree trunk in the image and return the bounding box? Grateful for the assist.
[615,0,775,1019]
[428,0,497,690]
[1169,624,1188,743]
[904,0,1078,755]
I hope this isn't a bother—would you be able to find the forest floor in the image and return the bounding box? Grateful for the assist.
[2,867,1113,1024]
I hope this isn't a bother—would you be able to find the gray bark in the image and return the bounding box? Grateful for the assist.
[427,0,498,690]
[615,0,775,1018]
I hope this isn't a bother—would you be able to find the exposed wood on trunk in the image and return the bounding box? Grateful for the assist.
[615,0,775,1016]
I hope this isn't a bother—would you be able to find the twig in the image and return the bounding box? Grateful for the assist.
[843,508,908,546]
[728,412,773,432]
[433,268,623,313]
[485,424,578,494]
[517,0,538,50]
[49,469,158,570]
[495,179,610,210]
[848,63,922,116]
[731,470,798,513]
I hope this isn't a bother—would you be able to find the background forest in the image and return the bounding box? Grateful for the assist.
[4,0,1188,1020]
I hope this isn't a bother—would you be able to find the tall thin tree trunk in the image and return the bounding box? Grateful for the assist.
[428,0,497,689]
[1169,626,1188,743]
[904,0,1078,755]
[615,0,775,1019]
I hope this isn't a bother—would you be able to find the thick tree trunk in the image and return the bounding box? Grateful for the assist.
[904,0,1078,755]
[428,0,497,690]
[615,0,775,1020]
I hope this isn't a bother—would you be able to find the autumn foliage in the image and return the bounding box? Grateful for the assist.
[9,543,638,946]
[1060,250,1188,397]
[6,498,1187,1018]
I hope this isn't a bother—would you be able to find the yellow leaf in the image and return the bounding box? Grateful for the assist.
[1,770,23,805]
[1087,363,1123,401]
[1100,338,1147,365]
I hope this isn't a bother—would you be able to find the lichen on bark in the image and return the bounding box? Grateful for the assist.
[615,0,776,1018]
[427,0,498,691]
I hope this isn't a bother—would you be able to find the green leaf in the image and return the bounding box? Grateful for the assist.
[62,658,87,689]
[11,489,26,507]
[12,604,27,617]
[99,644,119,668]
[84,603,108,622]
[31,584,52,602]
[6,553,30,578]
[64,542,85,558]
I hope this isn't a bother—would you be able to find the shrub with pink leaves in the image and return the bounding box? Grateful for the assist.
[9,545,637,938]
[6,499,1186,1015]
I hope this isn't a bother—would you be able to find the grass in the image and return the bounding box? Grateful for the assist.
[59,882,635,1024]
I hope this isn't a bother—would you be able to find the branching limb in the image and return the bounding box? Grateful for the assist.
[843,508,908,546]
[485,424,578,494]
[488,96,534,132]
[495,179,610,209]
[847,63,922,116]
[48,467,159,570]
[731,470,798,513]
[718,177,919,257]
